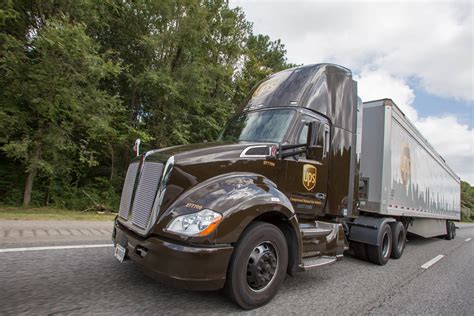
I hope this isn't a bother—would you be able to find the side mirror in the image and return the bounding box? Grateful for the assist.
[306,121,318,147]
[306,121,319,160]
[306,121,329,161]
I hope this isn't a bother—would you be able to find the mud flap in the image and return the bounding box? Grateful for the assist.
[348,216,396,246]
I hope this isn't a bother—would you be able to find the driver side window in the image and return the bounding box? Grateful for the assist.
[297,115,327,161]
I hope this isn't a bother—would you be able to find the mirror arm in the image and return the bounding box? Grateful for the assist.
[280,143,307,151]
[280,148,306,159]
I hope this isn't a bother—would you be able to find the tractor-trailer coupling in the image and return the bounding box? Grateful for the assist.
[112,63,460,309]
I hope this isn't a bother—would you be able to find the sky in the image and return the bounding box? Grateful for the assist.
[231,0,474,183]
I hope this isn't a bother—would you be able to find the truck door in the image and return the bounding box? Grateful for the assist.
[285,114,330,216]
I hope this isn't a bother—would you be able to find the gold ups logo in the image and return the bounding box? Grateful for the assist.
[302,164,317,191]
[400,143,411,187]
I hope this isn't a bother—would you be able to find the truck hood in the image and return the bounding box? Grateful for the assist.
[145,141,276,165]
[143,141,278,226]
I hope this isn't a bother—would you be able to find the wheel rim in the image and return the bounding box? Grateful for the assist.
[246,241,278,292]
[382,232,390,258]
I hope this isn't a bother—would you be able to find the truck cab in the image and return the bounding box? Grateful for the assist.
[112,63,459,309]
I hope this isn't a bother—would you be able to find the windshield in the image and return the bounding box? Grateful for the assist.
[219,109,295,142]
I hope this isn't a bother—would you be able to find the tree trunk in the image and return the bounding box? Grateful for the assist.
[22,169,36,207]
[22,145,41,207]
[45,177,52,206]
[110,145,115,181]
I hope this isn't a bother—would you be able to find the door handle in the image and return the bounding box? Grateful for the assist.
[323,125,330,158]
[315,193,326,200]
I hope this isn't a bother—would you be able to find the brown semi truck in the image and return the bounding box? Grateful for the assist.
[112,64,460,309]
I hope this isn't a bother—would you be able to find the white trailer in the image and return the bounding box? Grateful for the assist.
[359,99,460,238]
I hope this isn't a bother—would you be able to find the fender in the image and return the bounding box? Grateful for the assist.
[156,172,300,246]
[348,215,396,246]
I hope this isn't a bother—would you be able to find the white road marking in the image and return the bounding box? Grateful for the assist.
[421,254,445,269]
[465,238,472,242]
[0,244,113,253]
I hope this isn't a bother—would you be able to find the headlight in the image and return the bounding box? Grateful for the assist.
[166,209,223,237]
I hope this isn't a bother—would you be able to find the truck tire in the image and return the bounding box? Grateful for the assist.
[225,221,288,310]
[367,223,392,265]
[445,221,455,240]
[389,222,406,259]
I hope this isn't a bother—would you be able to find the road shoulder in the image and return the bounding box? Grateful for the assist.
[0,220,114,247]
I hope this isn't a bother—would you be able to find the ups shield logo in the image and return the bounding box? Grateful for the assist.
[302,164,317,191]
[400,143,411,187]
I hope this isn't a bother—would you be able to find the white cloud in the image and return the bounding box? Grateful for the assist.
[355,70,417,121]
[232,0,473,101]
[356,69,474,183]
[416,116,474,183]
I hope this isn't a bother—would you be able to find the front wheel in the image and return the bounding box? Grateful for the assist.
[225,221,288,309]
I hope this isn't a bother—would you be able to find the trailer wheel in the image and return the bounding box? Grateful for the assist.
[445,221,451,240]
[445,221,455,240]
[225,221,288,310]
[389,222,406,259]
[367,223,392,265]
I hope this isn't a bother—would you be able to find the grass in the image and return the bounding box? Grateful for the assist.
[0,206,116,221]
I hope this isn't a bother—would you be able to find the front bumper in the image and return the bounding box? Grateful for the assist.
[113,221,233,290]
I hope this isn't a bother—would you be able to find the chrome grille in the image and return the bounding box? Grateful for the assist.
[118,162,139,219]
[131,162,164,229]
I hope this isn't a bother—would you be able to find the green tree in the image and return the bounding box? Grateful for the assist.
[90,0,253,147]
[233,34,296,106]
[0,0,296,210]
[461,181,474,220]
[0,16,121,206]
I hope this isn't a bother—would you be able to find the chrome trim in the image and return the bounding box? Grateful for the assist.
[145,155,175,235]
[118,153,174,237]
[130,161,164,228]
[118,162,139,220]
[239,145,271,158]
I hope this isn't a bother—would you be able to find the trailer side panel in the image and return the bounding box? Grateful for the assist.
[361,99,460,221]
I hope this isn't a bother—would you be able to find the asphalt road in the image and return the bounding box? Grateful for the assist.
[1,221,473,315]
